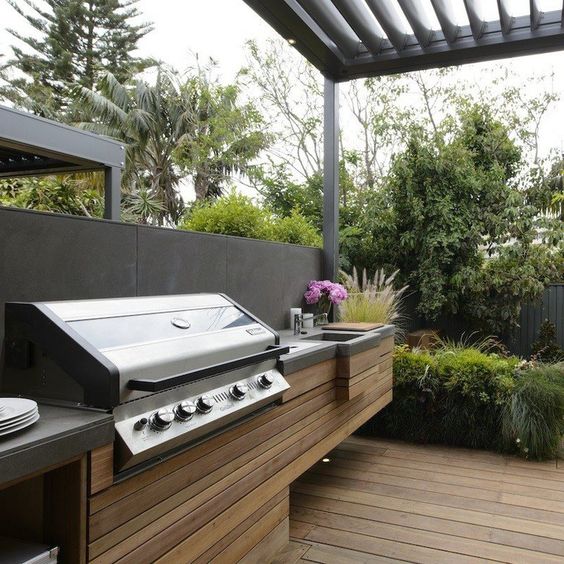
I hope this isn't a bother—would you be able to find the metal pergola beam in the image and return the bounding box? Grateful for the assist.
[243,2,564,81]
[330,0,386,55]
[0,105,124,220]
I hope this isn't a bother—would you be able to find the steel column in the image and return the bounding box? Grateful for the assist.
[104,166,121,221]
[323,77,339,282]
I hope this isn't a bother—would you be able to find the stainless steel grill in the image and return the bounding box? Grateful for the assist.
[1,294,290,472]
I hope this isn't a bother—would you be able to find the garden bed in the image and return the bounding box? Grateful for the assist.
[362,344,564,460]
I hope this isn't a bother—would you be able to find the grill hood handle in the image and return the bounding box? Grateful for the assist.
[127,345,291,393]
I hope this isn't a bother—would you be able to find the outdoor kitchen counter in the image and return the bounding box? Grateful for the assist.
[0,403,114,486]
[278,324,395,375]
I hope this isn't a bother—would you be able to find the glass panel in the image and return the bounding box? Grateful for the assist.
[68,306,256,350]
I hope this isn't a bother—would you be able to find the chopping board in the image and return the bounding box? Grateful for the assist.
[322,322,384,332]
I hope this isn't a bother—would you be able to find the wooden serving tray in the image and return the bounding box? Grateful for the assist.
[322,322,384,332]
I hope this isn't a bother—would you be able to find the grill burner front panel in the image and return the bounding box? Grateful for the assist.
[115,367,289,471]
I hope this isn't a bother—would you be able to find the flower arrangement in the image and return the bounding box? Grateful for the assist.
[304,280,348,315]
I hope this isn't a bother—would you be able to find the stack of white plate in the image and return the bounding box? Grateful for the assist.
[0,398,40,438]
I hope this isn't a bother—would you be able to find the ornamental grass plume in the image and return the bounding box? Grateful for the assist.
[339,267,408,331]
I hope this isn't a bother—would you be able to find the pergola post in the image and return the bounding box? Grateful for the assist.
[104,166,122,221]
[323,77,339,282]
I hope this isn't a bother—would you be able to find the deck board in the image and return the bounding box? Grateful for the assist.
[283,437,564,564]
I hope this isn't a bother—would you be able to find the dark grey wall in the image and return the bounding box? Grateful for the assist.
[0,207,323,343]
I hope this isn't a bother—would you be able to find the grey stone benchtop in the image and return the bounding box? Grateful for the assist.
[278,324,395,375]
[0,403,114,486]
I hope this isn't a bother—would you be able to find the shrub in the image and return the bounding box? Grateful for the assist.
[180,192,321,247]
[363,346,563,459]
[182,192,269,239]
[266,209,322,247]
[531,320,564,364]
[502,364,564,459]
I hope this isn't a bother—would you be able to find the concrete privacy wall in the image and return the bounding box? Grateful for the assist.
[0,207,323,344]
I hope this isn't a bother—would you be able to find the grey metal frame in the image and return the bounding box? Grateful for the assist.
[244,1,564,81]
[322,78,339,283]
[0,105,124,220]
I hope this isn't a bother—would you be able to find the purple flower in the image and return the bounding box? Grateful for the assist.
[304,286,322,304]
[304,280,348,305]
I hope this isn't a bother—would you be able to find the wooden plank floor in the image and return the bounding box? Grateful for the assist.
[278,436,564,563]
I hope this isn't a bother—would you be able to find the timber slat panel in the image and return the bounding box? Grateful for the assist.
[336,369,392,401]
[89,390,338,557]
[89,386,336,540]
[89,444,114,496]
[194,489,289,563]
[336,355,392,387]
[90,390,391,563]
[282,437,564,564]
[90,376,336,515]
[283,359,336,402]
[238,517,290,564]
[87,348,392,563]
[337,336,393,378]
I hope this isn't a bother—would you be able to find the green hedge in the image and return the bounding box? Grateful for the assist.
[180,192,322,247]
[363,346,564,459]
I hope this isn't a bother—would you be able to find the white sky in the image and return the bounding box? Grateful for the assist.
[1,0,564,196]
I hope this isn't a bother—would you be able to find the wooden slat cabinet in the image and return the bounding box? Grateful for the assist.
[86,342,393,563]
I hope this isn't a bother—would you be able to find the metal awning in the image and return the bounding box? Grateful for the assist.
[0,105,124,219]
[243,0,564,81]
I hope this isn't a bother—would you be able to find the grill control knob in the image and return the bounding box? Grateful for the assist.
[196,395,215,414]
[257,373,275,389]
[134,417,148,431]
[230,382,249,400]
[174,400,196,422]
[150,408,174,431]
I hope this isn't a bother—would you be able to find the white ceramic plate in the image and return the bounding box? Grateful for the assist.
[0,409,39,431]
[0,412,40,437]
[0,398,38,424]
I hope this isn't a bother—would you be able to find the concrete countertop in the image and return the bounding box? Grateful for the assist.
[278,324,395,375]
[0,403,114,486]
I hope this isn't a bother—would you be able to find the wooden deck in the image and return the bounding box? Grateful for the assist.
[277,436,564,563]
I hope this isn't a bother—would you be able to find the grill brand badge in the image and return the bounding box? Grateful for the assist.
[171,317,191,329]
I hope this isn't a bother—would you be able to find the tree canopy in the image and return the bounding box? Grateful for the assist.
[1,0,153,117]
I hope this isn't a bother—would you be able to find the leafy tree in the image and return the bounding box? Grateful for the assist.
[355,103,562,334]
[74,70,189,224]
[75,67,269,224]
[1,0,153,116]
[174,67,270,200]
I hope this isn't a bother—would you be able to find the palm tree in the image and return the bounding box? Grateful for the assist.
[74,69,191,225]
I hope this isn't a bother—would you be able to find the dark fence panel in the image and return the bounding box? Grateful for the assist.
[0,207,323,346]
[402,285,564,358]
[508,284,564,358]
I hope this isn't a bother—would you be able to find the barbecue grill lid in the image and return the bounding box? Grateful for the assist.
[2,294,280,409]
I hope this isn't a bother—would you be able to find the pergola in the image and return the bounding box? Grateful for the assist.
[243,0,564,280]
[0,105,124,220]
